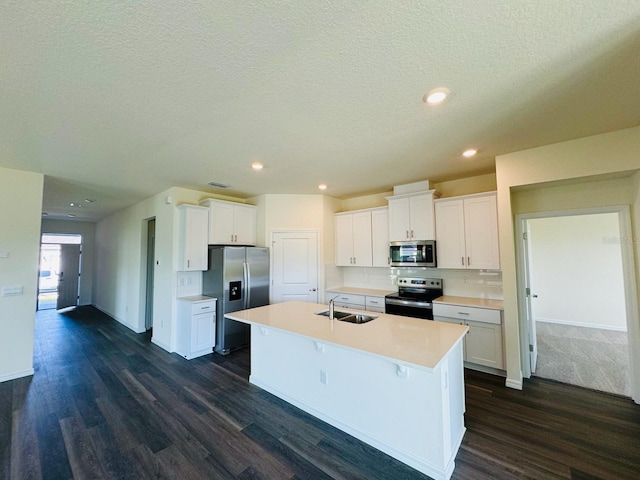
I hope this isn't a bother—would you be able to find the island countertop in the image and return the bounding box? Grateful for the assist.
[225,301,468,371]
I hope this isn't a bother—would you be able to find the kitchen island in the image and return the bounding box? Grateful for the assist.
[226,301,468,480]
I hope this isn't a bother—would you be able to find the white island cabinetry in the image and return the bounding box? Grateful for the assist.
[226,301,468,480]
[176,296,216,359]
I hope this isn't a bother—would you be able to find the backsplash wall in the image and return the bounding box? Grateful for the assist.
[340,267,503,299]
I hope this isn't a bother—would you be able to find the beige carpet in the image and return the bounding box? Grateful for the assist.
[534,321,630,397]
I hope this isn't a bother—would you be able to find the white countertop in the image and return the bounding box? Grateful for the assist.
[177,295,216,303]
[226,301,467,371]
[326,286,397,297]
[433,295,504,311]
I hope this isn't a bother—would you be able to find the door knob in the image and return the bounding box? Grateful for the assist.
[309,288,317,292]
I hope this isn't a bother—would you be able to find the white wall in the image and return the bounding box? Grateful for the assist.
[41,219,96,306]
[94,186,214,351]
[528,213,626,330]
[496,125,640,391]
[0,167,44,382]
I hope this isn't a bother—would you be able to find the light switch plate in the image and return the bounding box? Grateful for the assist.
[2,286,23,296]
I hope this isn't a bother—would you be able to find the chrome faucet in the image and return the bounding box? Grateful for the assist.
[329,295,339,320]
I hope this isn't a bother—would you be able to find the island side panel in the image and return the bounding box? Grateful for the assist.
[249,324,465,480]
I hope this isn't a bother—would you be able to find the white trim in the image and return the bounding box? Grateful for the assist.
[151,337,172,352]
[535,317,628,332]
[505,376,523,390]
[0,368,34,383]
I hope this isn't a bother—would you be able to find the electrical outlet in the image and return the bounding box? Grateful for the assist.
[178,276,185,286]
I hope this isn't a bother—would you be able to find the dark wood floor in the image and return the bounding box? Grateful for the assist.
[1,307,639,479]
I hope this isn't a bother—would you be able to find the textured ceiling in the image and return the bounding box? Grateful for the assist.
[2,1,640,221]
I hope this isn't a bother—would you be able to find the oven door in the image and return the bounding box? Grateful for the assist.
[384,297,433,320]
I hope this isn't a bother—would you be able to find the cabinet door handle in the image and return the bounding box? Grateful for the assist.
[410,230,414,238]
[231,234,234,242]
[406,230,409,239]
[187,259,190,268]
[461,257,465,266]
[467,256,471,266]
[457,312,470,315]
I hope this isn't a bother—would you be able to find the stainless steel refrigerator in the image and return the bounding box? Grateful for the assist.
[202,246,269,355]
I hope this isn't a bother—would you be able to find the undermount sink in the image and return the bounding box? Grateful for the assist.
[315,309,377,324]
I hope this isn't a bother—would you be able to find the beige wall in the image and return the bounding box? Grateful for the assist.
[0,167,44,382]
[496,125,640,391]
[41,219,96,306]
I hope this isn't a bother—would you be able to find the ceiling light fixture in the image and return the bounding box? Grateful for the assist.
[251,162,264,171]
[84,198,96,203]
[424,87,450,105]
[67,213,76,218]
[318,184,327,191]
[462,149,477,158]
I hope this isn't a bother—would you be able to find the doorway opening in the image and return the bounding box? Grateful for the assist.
[144,218,156,335]
[517,207,638,398]
[38,234,82,311]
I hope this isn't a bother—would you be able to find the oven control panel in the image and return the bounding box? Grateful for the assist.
[397,277,442,289]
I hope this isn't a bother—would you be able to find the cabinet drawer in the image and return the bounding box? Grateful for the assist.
[191,300,216,315]
[327,292,365,307]
[365,296,385,310]
[432,303,501,324]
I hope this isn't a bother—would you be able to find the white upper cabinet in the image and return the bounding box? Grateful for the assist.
[370,208,390,267]
[387,191,437,241]
[177,205,209,271]
[199,198,256,246]
[435,192,500,269]
[335,211,373,266]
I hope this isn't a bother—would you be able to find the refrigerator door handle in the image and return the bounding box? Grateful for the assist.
[244,261,250,309]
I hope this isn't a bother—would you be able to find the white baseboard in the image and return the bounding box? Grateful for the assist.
[151,337,172,352]
[505,370,523,390]
[93,304,145,333]
[535,317,627,332]
[0,368,34,383]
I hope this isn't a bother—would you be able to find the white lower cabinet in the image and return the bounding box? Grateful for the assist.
[433,303,504,370]
[326,291,386,313]
[176,297,217,359]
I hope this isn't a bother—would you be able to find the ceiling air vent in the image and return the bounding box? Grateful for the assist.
[207,181,231,188]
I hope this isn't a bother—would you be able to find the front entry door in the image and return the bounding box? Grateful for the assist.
[271,231,319,303]
[57,244,81,310]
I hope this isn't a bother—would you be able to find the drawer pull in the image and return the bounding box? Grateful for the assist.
[457,312,470,315]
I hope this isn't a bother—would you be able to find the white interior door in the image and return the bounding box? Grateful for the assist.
[57,244,81,310]
[271,231,318,304]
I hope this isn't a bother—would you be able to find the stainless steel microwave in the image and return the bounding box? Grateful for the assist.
[389,240,437,267]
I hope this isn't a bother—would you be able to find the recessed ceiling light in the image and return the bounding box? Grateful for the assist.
[463,149,477,158]
[318,184,327,191]
[251,162,264,171]
[424,87,450,105]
